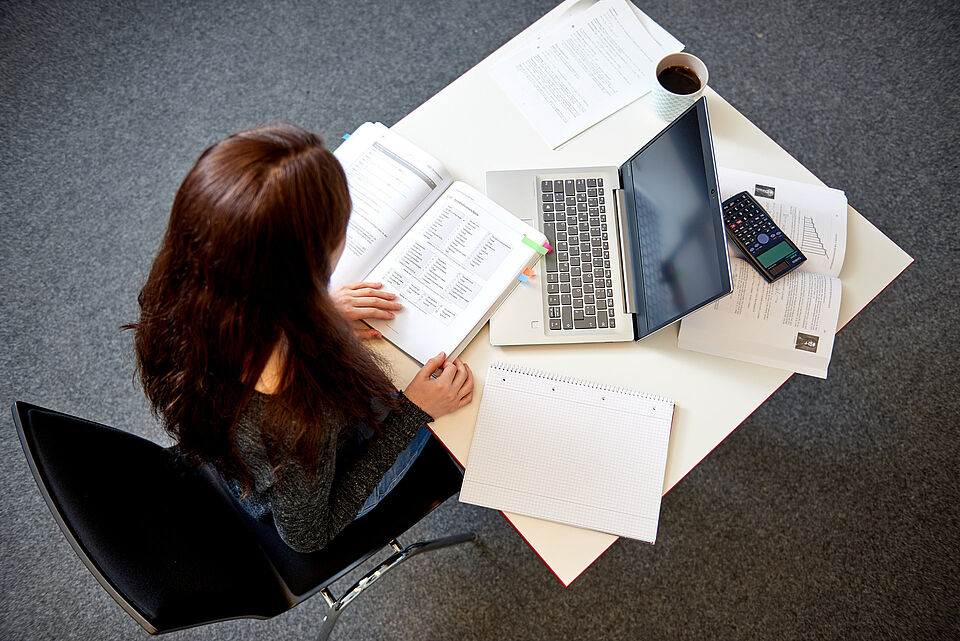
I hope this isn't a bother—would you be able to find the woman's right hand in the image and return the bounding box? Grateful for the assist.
[403,352,474,419]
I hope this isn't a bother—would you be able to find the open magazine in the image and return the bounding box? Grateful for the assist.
[677,168,848,378]
[331,122,548,365]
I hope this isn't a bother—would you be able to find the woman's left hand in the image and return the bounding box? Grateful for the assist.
[331,282,403,339]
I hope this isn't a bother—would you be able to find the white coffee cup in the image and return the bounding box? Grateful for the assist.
[651,52,709,121]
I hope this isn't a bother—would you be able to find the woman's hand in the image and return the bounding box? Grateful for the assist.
[403,352,474,419]
[331,282,403,339]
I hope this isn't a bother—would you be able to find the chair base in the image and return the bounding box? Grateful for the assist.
[316,531,478,641]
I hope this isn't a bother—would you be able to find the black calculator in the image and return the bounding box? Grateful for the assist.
[721,191,806,282]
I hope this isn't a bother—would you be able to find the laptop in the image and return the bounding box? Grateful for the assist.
[486,97,733,346]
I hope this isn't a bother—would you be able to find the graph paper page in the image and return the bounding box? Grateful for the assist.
[459,363,675,542]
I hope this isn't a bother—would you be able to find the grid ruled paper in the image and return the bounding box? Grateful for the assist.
[459,363,675,543]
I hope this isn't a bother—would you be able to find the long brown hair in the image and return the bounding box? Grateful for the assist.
[129,123,397,488]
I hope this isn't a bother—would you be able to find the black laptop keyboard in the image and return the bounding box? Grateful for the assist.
[539,178,616,331]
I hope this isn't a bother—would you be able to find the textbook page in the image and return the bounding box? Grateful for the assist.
[330,122,453,289]
[490,0,675,148]
[677,258,841,378]
[365,182,546,364]
[718,167,848,278]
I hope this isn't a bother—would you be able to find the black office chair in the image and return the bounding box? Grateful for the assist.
[13,401,476,639]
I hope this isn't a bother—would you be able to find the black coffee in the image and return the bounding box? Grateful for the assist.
[657,65,701,95]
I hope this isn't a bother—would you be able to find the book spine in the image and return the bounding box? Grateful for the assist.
[488,361,674,405]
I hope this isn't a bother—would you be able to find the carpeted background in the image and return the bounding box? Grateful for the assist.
[1,1,957,639]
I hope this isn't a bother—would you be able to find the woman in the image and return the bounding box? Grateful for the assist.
[130,123,473,553]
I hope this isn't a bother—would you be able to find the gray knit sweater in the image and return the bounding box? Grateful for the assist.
[227,391,433,553]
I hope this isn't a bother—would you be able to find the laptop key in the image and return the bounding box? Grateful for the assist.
[562,307,573,329]
[549,319,561,330]
[574,317,597,329]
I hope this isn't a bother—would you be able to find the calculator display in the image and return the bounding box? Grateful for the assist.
[757,241,796,268]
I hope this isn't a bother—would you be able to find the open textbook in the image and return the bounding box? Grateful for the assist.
[331,122,548,365]
[677,168,848,378]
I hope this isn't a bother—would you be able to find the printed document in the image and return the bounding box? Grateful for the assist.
[678,168,849,378]
[491,0,681,148]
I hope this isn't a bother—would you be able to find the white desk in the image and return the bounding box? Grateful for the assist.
[372,1,913,585]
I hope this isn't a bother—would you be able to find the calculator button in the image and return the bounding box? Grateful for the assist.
[757,233,769,244]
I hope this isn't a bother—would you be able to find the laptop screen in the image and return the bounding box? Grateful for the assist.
[619,98,732,337]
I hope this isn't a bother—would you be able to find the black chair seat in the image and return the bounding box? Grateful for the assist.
[13,401,471,636]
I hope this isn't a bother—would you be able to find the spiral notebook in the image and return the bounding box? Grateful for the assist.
[460,362,675,542]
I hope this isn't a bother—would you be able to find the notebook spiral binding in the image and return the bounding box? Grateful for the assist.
[489,361,674,405]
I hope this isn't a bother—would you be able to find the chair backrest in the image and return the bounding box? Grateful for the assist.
[13,401,464,634]
[14,402,293,633]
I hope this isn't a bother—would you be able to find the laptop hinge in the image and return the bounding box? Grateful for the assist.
[613,188,638,315]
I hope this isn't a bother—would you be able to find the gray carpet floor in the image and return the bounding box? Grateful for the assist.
[1,1,957,639]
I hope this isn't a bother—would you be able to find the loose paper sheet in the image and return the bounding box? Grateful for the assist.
[490,0,681,148]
